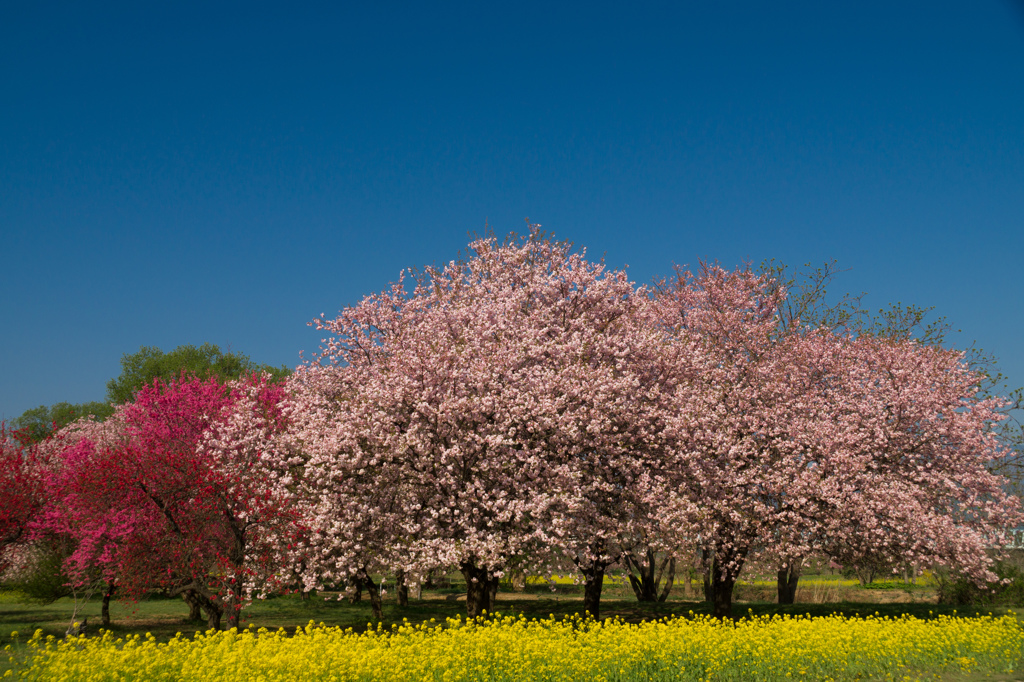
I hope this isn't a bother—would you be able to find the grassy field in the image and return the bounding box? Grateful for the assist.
[0,574,967,644]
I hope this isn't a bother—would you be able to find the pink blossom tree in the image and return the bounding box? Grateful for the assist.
[814,335,1021,587]
[292,230,688,618]
[654,263,1022,618]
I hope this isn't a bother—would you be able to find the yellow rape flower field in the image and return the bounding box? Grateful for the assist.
[5,611,1023,681]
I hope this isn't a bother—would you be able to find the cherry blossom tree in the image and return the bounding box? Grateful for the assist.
[502,259,680,619]
[814,335,1021,587]
[291,229,688,618]
[196,375,302,628]
[653,263,1022,618]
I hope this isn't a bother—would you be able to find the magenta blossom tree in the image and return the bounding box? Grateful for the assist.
[38,373,299,629]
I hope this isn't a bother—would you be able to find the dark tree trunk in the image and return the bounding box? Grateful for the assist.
[183,590,203,622]
[704,572,736,619]
[367,582,383,620]
[487,574,499,607]
[101,582,115,627]
[777,565,800,605]
[396,571,409,607]
[580,563,606,620]
[190,590,223,631]
[204,603,223,630]
[625,547,675,602]
[702,547,744,619]
[349,578,363,603]
[354,570,383,620]
[460,561,495,618]
[658,557,676,602]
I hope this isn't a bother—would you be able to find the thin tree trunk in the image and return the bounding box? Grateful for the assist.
[486,574,499,608]
[101,582,115,627]
[349,578,363,603]
[625,548,657,601]
[352,570,383,620]
[626,547,673,602]
[658,557,676,602]
[777,564,800,605]
[367,581,383,620]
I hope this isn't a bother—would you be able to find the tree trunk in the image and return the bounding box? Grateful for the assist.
[396,571,409,607]
[707,574,736,619]
[354,570,383,620]
[204,603,223,630]
[367,581,383,620]
[658,557,676,602]
[460,561,495,618]
[101,582,115,627]
[349,578,363,603]
[625,546,674,602]
[183,590,203,622]
[487,574,499,607]
[703,566,737,619]
[777,564,800,605]
[702,548,744,619]
[580,562,606,620]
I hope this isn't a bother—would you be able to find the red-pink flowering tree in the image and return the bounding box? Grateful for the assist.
[38,374,299,629]
[0,424,46,573]
[34,415,132,623]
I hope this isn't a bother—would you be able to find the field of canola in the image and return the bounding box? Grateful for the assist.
[6,611,1023,681]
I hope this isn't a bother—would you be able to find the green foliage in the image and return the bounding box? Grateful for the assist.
[10,401,115,443]
[105,343,291,404]
[2,542,72,605]
[937,557,1024,606]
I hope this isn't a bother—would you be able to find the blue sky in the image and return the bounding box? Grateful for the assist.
[2,1,1022,421]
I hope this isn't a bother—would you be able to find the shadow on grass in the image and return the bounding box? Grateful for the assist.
[1,589,1018,645]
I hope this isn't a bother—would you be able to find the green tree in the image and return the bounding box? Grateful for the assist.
[105,343,291,404]
[11,401,115,444]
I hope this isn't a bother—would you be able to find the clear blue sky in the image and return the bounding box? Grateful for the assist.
[2,1,1022,421]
